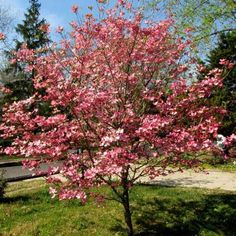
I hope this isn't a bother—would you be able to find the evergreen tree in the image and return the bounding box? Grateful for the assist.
[4,0,50,103]
[0,1,50,147]
[207,31,236,136]
[6,0,50,76]
[15,0,50,51]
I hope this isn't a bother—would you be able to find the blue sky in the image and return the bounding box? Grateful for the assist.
[1,0,106,29]
[0,0,168,42]
[0,0,124,41]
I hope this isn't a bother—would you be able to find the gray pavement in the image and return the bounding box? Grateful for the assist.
[0,162,62,181]
[139,169,236,191]
[1,162,236,191]
[1,165,33,179]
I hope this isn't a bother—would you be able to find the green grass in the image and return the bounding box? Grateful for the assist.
[0,180,236,236]
[195,152,236,172]
[0,155,23,162]
[201,162,236,171]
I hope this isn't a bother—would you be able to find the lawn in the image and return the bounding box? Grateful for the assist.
[201,162,236,172]
[0,180,236,236]
[0,155,23,163]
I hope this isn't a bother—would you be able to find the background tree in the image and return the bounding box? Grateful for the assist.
[207,31,236,136]
[0,3,14,147]
[15,0,49,50]
[141,0,236,55]
[141,0,236,136]
[3,0,50,105]
[0,0,50,147]
[6,0,50,77]
[1,2,234,235]
[0,5,12,34]
[0,2,14,68]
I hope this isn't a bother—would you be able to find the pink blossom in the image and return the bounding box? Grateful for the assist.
[0,3,231,230]
[56,26,64,33]
[118,0,125,6]
[184,27,195,33]
[69,21,78,28]
[85,13,93,19]
[219,59,235,69]
[224,134,236,146]
[197,64,206,73]
[71,4,78,13]
[0,85,11,94]
[0,32,5,40]
[49,187,57,198]
[39,24,50,33]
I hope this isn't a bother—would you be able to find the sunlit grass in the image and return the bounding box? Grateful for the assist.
[0,155,23,162]
[0,180,235,236]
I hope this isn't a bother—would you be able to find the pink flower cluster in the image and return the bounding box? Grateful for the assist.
[0,32,5,40]
[219,59,235,69]
[0,2,232,202]
[0,85,11,94]
[71,5,78,13]
[39,23,50,33]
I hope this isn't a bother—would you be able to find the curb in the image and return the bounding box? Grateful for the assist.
[0,161,23,168]
[0,158,65,168]
[4,170,60,183]
[6,173,47,182]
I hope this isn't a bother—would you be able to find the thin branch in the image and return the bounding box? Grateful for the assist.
[196,28,236,41]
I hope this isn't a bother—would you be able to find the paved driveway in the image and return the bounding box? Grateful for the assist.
[0,162,62,181]
[139,169,236,191]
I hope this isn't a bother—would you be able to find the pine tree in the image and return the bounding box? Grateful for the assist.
[207,31,236,136]
[3,0,50,103]
[6,0,50,76]
[15,0,50,52]
[0,0,50,146]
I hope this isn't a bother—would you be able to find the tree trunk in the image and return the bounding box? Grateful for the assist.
[121,177,134,236]
[122,196,134,236]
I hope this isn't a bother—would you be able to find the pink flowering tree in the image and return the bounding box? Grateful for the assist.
[0,1,234,235]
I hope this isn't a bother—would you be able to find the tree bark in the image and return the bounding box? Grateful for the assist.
[121,167,134,236]
[122,187,134,236]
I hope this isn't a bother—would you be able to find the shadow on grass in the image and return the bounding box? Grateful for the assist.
[2,185,236,236]
[148,176,213,187]
[1,189,83,209]
[1,187,50,204]
[0,195,31,203]
[134,188,236,236]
